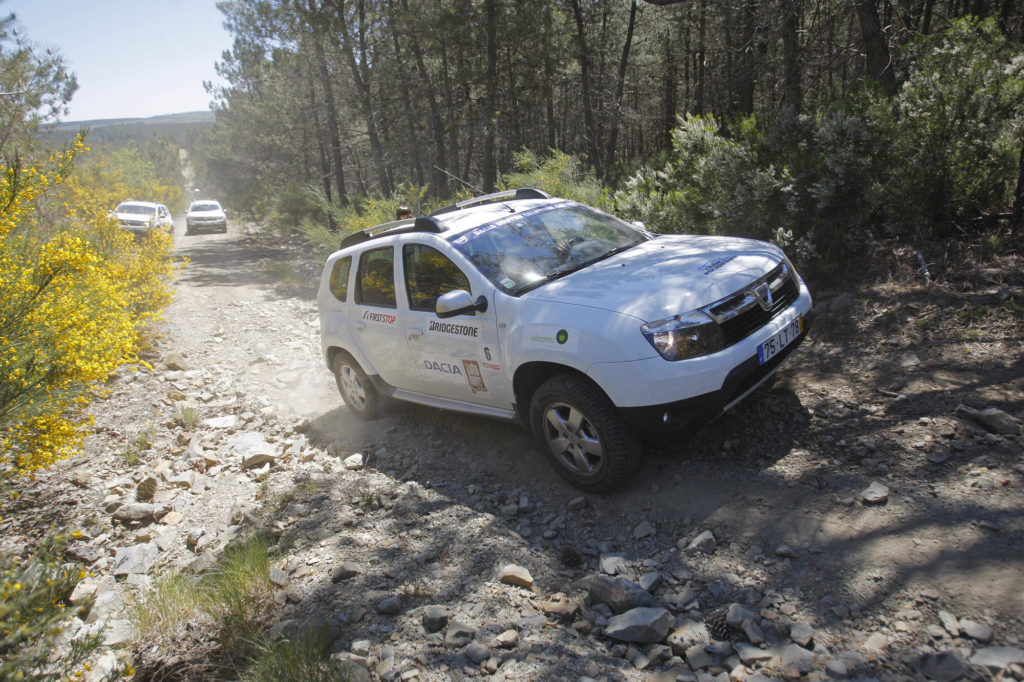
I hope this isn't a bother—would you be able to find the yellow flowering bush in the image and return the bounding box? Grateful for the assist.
[0,533,100,680]
[0,136,176,477]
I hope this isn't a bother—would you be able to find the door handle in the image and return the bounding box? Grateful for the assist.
[408,327,423,339]
[355,321,367,331]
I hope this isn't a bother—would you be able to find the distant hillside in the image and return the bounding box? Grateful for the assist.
[42,111,215,148]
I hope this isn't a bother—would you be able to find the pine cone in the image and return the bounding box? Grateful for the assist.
[705,607,732,641]
[558,545,582,568]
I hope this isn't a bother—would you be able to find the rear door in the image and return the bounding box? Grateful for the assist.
[348,245,425,393]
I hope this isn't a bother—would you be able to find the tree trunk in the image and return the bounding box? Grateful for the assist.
[307,73,337,231]
[854,0,898,96]
[696,0,707,114]
[569,0,603,175]
[1010,139,1024,236]
[782,0,802,117]
[545,48,557,150]
[398,0,448,195]
[921,0,936,33]
[604,0,639,174]
[482,0,499,192]
[330,0,393,194]
[386,19,425,188]
[311,37,348,209]
[734,0,757,115]
[662,22,678,149]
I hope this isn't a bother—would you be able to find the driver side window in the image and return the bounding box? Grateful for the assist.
[403,244,470,312]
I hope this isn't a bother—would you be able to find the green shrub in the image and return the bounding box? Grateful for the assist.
[500,149,607,208]
[871,17,1024,239]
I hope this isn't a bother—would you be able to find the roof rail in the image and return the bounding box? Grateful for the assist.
[431,187,551,217]
[339,215,445,249]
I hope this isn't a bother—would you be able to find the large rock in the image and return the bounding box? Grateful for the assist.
[666,620,710,655]
[226,431,274,457]
[582,574,657,614]
[499,564,534,588]
[970,646,1024,671]
[955,404,1022,436]
[734,641,774,664]
[540,593,583,621]
[163,352,190,371]
[444,621,477,647]
[111,543,159,576]
[112,503,155,524]
[910,651,969,682]
[604,607,673,643]
[976,407,1021,436]
[422,605,450,633]
[861,481,890,504]
[684,530,717,554]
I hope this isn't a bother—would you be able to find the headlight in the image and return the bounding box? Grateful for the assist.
[641,311,724,361]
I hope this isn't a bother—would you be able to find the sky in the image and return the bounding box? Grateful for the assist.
[7,0,234,122]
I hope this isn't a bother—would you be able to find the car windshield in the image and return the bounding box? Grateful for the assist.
[191,202,221,211]
[116,203,155,216]
[449,202,651,295]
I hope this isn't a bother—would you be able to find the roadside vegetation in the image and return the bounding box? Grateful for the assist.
[0,14,182,677]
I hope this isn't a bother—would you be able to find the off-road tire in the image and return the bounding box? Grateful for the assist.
[529,373,642,492]
[332,352,379,420]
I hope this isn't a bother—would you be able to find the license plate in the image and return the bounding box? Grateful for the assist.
[757,315,803,365]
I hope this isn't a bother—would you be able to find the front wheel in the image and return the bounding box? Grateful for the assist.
[529,374,641,492]
[332,352,379,420]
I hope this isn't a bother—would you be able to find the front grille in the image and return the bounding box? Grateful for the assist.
[705,262,799,347]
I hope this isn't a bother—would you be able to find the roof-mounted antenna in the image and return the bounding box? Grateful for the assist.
[433,166,485,196]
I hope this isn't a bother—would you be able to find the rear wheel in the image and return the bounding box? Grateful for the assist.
[332,352,379,420]
[529,374,641,492]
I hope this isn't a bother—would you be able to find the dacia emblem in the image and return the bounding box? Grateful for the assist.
[749,283,773,311]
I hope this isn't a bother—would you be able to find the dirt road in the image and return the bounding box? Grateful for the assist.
[163,222,1024,672]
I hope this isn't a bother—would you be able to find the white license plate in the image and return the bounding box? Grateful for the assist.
[757,315,803,365]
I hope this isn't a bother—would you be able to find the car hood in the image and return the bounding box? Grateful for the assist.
[523,234,787,322]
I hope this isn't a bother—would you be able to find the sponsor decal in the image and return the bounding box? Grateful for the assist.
[422,359,464,378]
[362,310,398,325]
[524,325,579,352]
[482,362,501,371]
[427,319,479,338]
[462,360,487,393]
[700,254,737,276]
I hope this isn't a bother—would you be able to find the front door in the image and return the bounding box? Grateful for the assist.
[401,243,507,408]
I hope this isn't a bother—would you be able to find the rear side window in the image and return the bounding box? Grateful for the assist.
[356,247,396,308]
[403,244,470,311]
[329,256,352,302]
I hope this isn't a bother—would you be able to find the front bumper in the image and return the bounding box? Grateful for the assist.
[619,309,813,439]
[187,219,226,231]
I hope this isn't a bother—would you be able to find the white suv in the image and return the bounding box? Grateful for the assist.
[185,200,228,235]
[111,201,173,237]
[318,189,813,491]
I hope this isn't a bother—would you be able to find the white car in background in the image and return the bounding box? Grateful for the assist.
[185,199,228,235]
[111,201,173,237]
[317,189,813,492]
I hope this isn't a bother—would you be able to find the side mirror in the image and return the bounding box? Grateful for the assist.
[630,220,646,231]
[436,290,488,318]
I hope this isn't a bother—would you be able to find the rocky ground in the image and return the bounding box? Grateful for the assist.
[2,221,1023,681]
